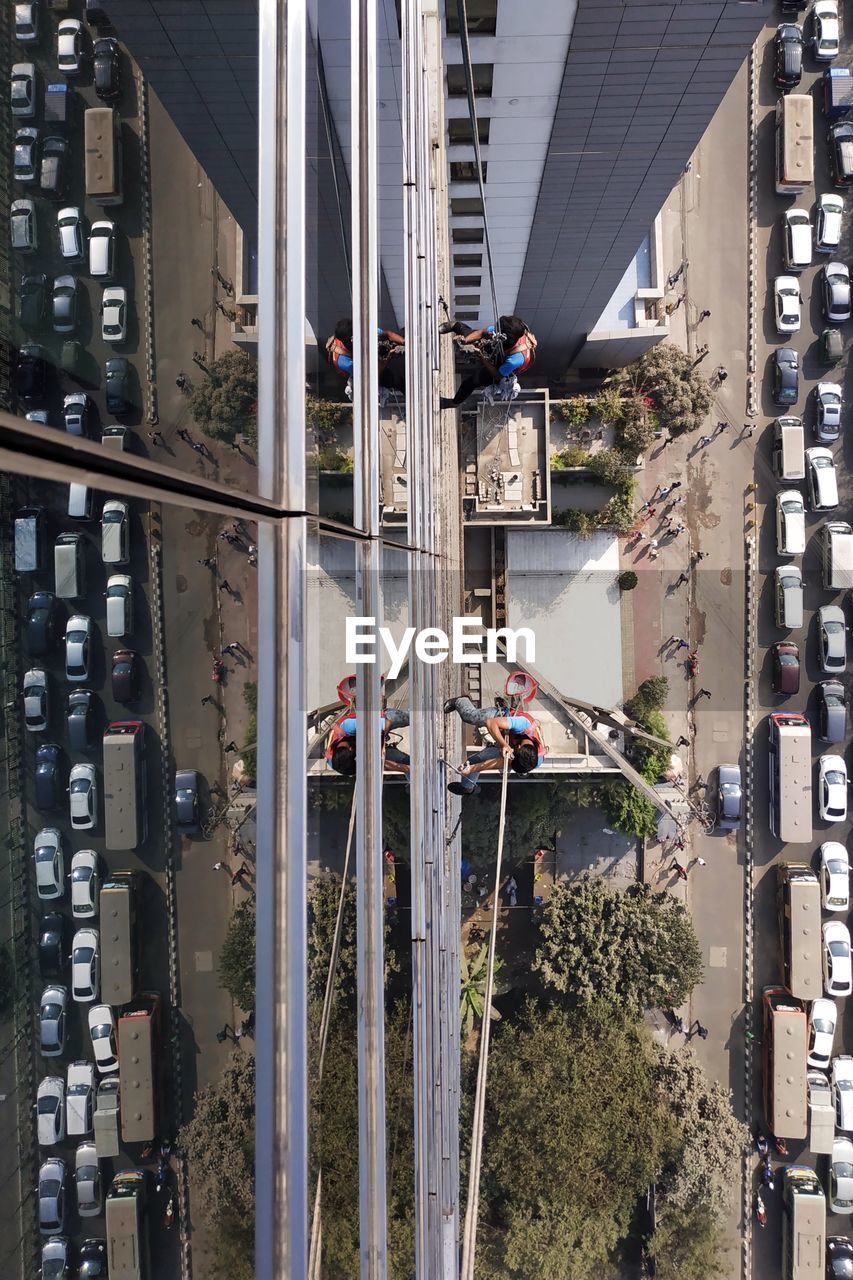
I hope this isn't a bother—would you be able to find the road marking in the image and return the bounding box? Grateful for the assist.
[709,946,728,968]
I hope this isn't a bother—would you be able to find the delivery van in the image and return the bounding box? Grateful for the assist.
[54,532,85,600]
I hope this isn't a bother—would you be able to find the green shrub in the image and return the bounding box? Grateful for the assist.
[552,397,590,427]
[306,394,353,445]
[317,448,354,473]
[551,446,591,470]
[618,570,638,591]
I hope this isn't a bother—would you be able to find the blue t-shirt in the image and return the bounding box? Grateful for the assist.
[484,326,525,378]
[336,328,387,376]
[505,714,544,766]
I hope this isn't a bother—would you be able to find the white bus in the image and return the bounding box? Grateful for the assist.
[118,992,160,1146]
[106,1169,149,1280]
[84,106,123,205]
[100,871,138,1006]
[103,722,147,851]
[769,712,812,844]
[777,864,822,1000]
[782,1165,825,1280]
[776,94,814,195]
[763,986,808,1141]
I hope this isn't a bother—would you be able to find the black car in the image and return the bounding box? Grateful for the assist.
[19,271,47,329]
[829,120,853,189]
[38,912,67,979]
[775,23,803,88]
[26,591,58,656]
[67,688,95,752]
[828,1236,853,1280]
[79,1237,108,1278]
[35,742,62,810]
[93,37,119,101]
[105,357,131,415]
[15,342,48,401]
[111,648,140,703]
[175,768,200,832]
[773,347,800,405]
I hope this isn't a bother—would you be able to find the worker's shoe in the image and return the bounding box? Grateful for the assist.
[439,396,457,410]
[448,781,471,796]
[494,696,509,712]
[438,320,457,335]
[443,697,459,714]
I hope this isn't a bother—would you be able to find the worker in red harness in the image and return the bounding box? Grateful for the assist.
[439,314,537,409]
[443,695,545,793]
[325,708,410,776]
[325,318,407,393]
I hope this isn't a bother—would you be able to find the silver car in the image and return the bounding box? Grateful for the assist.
[11,197,36,252]
[57,207,83,261]
[14,126,39,183]
[816,193,844,252]
[822,262,852,324]
[816,383,843,442]
[10,62,36,118]
[23,666,49,732]
[38,1157,67,1236]
[820,604,847,674]
[39,985,68,1058]
[74,1142,101,1218]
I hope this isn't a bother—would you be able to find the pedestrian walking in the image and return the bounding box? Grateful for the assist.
[177,428,192,443]
[658,485,671,498]
[699,434,712,447]
[224,741,238,752]
[221,644,236,657]
[674,1015,686,1034]
[663,515,673,529]
[695,1022,709,1040]
[219,580,232,594]
[231,861,251,886]
[233,1027,243,1042]
[676,838,686,852]
[191,317,204,330]
[716,365,728,382]
[715,420,730,435]
[175,373,188,389]
[147,429,165,445]
[676,735,690,747]
[668,635,684,645]
[216,1026,229,1043]
[191,441,206,455]
[201,695,213,706]
[213,861,227,871]
[670,480,682,491]
[694,550,709,562]
[699,309,711,322]
[670,525,682,538]
[696,857,707,867]
[675,571,689,586]
[669,495,684,508]
[645,507,657,520]
[197,557,215,568]
[697,687,712,699]
[672,860,688,881]
[676,639,689,650]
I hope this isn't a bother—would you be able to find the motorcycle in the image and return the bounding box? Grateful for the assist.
[164,1192,175,1230]
[775,1137,789,1157]
[687,652,699,677]
[755,1187,767,1228]
[762,1155,775,1191]
[155,1158,169,1194]
[755,1131,769,1159]
[212,658,224,683]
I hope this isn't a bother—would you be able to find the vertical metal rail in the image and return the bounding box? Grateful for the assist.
[352,0,389,1277]
[255,1,308,1278]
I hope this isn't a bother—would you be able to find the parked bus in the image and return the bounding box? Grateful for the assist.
[118,992,160,1145]
[782,1165,825,1280]
[106,1168,149,1280]
[777,864,822,1000]
[776,94,814,195]
[103,721,147,851]
[763,986,808,1141]
[768,712,812,844]
[84,106,123,205]
[100,871,138,1006]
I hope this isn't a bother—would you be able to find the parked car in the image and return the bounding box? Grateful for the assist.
[716,763,742,830]
[71,850,98,919]
[815,382,843,440]
[809,996,839,1068]
[65,1061,94,1136]
[65,616,92,683]
[69,763,97,831]
[775,22,804,86]
[93,36,119,101]
[835,1056,853,1130]
[16,343,48,401]
[57,19,85,74]
[111,648,140,702]
[13,126,39,183]
[822,262,852,322]
[67,689,95,752]
[78,1238,107,1278]
[830,1137,853,1213]
[33,828,63,900]
[15,2,40,43]
[775,275,802,334]
[27,591,58,656]
[819,754,848,823]
[74,1141,101,1218]
[35,742,62,810]
[817,194,844,251]
[40,1237,71,1280]
[39,136,68,199]
[88,219,115,278]
[821,842,850,911]
[820,604,847,673]
[819,680,847,742]
[825,922,853,996]
[71,927,99,1003]
[772,641,800,694]
[39,984,67,1057]
[776,489,806,555]
[37,1076,66,1146]
[814,0,840,60]
[10,62,36,118]
[828,1237,853,1280]
[57,207,83,261]
[773,347,800,405]
[87,1005,117,1074]
[104,357,131,414]
[62,392,90,437]
[51,275,78,335]
[38,1157,67,1236]
[101,286,126,344]
[10,196,36,251]
[19,271,47,329]
[38,913,67,980]
[175,769,200,831]
[24,666,49,731]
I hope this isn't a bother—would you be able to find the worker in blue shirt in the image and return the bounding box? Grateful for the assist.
[443,695,546,793]
[439,314,537,408]
[325,708,410,776]
[325,318,406,392]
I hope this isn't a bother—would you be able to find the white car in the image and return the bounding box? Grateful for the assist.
[64,616,92,683]
[14,2,39,43]
[87,1005,118,1074]
[815,382,843,442]
[75,1141,102,1218]
[65,1061,94,1137]
[817,194,844,252]
[824,921,853,997]
[776,489,806,556]
[831,1137,853,1214]
[23,667,49,732]
[36,1076,65,1146]
[10,63,36,119]
[809,997,839,1069]
[71,928,99,1004]
[836,1057,853,1131]
[39,985,67,1058]
[63,392,89,437]
[70,850,98,919]
[821,843,850,911]
[33,828,63,901]
[57,19,85,75]
[69,763,97,831]
[820,754,848,823]
[814,0,840,60]
[101,286,126,344]
[57,207,83,261]
[774,276,802,334]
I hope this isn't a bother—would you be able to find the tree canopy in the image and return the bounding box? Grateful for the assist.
[180,1050,255,1224]
[218,900,256,1011]
[533,877,704,1013]
[615,342,713,436]
[189,349,258,446]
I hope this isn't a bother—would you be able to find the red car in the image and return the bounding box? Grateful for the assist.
[772,641,801,695]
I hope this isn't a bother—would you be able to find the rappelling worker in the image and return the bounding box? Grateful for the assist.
[438,314,537,408]
[325,707,411,776]
[325,318,407,392]
[443,695,545,793]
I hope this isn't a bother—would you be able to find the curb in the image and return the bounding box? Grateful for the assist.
[746,47,758,419]
[742,496,758,1280]
[136,69,158,426]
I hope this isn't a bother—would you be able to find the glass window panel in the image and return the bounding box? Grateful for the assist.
[454,276,482,287]
[448,117,490,146]
[452,227,484,244]
[451,197,485,217]
[453,253,483,267]
[445,0,498,36]
[447,63,494,96]
[451,160,487,182]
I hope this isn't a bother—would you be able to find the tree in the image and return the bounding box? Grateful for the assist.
[460,945,503,1038]
[615,343,713,436]
[650,1203,729,1280]
[477,1003,679,1278]
[600,779,659,839]
[617,570,638,591]
[189,350,258,446]
[533,877,704,1013]
[218,901,255,1010]
[180,1051,255,1223]
[625,677,669,722]
[307,872,401,1008]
